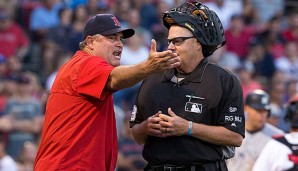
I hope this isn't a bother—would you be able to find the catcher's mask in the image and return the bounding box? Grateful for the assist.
[284,95,298,129]
[162,1,226,57]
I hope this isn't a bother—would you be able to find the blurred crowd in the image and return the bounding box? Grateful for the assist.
[0,0,297,171]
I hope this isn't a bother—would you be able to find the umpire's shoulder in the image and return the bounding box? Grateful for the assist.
[207,62,237,77]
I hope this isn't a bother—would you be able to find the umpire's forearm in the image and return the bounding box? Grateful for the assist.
[131,122,148,145]
[191,123,243,147]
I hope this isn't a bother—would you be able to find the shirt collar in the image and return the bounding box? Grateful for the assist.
[162,58,209,84]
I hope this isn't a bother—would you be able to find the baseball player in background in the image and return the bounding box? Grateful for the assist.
[253,94,298,171]
[227,89,286,171]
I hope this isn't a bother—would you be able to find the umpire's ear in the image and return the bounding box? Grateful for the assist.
[193,38,202,52]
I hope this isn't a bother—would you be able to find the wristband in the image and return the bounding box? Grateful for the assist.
[188,121,192,136]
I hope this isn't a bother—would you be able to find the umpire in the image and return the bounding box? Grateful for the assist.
[129,1,245,171]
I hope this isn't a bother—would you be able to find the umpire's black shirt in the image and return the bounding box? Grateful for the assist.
[130,58,245,165]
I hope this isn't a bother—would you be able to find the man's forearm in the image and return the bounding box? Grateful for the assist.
[106,62,152,90]
[106,48,180,90]
[191,123,243,147]
[131,122,148,145]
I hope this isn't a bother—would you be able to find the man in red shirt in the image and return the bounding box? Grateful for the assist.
[34,14,180,171]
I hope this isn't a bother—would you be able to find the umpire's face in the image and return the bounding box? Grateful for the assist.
[245,105,269,131]
[167,25,202,74]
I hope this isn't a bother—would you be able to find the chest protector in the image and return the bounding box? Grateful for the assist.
[275,136,298,171]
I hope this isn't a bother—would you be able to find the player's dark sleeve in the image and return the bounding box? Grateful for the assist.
[129,82,145,128]
[217,74,245,137]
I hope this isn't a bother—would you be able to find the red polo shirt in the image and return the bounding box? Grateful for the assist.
[34,51,117,171]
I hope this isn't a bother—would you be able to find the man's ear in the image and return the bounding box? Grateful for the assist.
[194,39,202,50]
[85,36,94,50]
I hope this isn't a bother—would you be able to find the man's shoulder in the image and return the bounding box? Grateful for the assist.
[207,62,237,77]
[207,62,229,71]
[144,72,163,82]
[71,51,110,66]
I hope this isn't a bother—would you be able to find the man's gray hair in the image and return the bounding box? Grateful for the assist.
[79,34,100,50]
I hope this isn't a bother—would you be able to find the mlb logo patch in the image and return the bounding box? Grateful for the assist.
[185,102,202,113]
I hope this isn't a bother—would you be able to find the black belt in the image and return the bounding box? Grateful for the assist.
[149,165,199,171]
[146,161,226,171]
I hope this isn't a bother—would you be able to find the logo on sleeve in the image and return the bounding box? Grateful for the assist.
[229,107,237,113]
[130,105,137,121]
[224,106,243,127]
[225,115,243,127]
